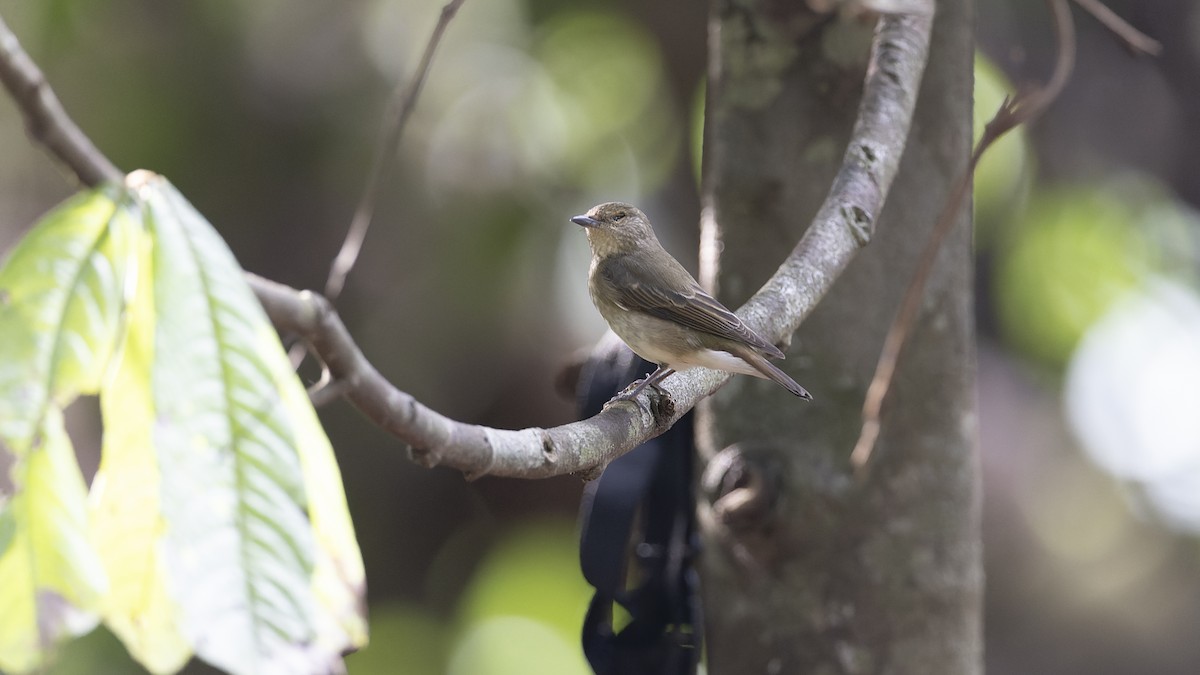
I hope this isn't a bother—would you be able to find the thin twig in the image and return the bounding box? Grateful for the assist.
[0,15,121,185]
[1071,0,1161,56]
[322,0,466,302]
[850,0,1077,470]
[1,10,933,479]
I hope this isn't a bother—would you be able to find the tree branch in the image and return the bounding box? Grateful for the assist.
[0,15,121,185]
[1071,0,1161,56]
[251,273,671,479]
[322,0,466,303]
[733,11,934,339]
[0,10,932,479]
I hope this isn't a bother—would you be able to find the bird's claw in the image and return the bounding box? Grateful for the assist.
[603,376,666,409]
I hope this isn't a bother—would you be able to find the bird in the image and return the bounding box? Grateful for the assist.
[570,202,811,401]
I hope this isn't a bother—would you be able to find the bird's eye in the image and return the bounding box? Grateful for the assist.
[613,212,626,222]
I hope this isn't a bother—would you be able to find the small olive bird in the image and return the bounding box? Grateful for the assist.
[571,202,811,400]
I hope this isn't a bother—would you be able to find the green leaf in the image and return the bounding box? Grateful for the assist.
[0,174,366,673]
[282,361,368,655]
[0,185,136,672]
[0,185,138,446]
[90,224,191,674]
[0,409,106,673]
[118,172,365,674]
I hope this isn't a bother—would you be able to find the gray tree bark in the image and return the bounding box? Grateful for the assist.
[697,1,981,673]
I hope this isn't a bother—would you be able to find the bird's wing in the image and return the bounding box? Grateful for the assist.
[600,256,785,358]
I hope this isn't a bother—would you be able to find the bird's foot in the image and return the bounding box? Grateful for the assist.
[603,368,674,408]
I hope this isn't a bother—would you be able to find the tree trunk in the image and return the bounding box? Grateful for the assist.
[697,1,981,673]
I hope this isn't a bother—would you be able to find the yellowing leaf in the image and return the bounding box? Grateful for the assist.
[126,172,366,674]
[0,187,138,445]
[0,175,367,675]
[91,227,191,674]
[0,409,106,673]
[0,185,137,672]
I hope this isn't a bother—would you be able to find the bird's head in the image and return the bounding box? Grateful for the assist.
[570,202,657,257]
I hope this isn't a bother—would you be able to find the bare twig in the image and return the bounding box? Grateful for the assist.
[322,0,466,302]
[850,0,1077,470]
[1016,0,1075,120]
[0,10,933,479]
[0,15,121,185]
[1071,0,1161,56]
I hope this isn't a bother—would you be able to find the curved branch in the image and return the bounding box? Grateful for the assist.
[0,10,933,479]
[252,12,933,478]
[1071,0,1160,56]
[0,15,121,185]
[738,12,934,342]
[251,274,672,478]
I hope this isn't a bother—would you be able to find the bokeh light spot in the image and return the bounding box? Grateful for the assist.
[1065,279,1200,531]
[995,185,1152,366]
[423,8,679,197]
[447,616,589,675]
[346,603,448,675]
[456,518,591,645]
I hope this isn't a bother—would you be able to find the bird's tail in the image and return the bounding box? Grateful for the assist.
[734,347,813,400]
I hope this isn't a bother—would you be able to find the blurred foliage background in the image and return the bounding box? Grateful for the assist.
[0,0,1198,673]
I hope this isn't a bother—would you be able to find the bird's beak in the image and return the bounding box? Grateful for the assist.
[571,214,601,228]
